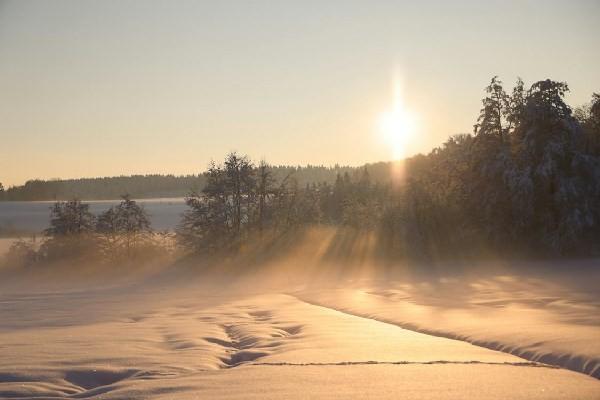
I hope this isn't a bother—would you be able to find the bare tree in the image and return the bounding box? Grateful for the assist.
[96,195,152,259]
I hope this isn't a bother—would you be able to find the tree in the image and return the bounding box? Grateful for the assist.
[178,154,255,252]
[587,93,600,155]
[172,79,600,259]
[474,76,510,138]
[575,93,600,155]
[256,160,275,237]
[591,93,600,127]
[329,172,352,223]
[224,152,255,239]
[178,193,224,253]
[96,195,152,258]
[96,206,120,256]
[114,195,151,255]
[507,80,599,252]
[45,199,96,237]
[469,79,514,244]
[507,77,526,133]
[41,199,97,259]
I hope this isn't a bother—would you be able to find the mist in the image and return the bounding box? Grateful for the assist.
[1,4,599,393]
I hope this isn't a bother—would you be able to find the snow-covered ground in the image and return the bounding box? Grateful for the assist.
[296,275,600,379]
[0,264,599,399]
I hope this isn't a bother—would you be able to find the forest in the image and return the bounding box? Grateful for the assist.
[178,75,600,258]
[0,165,388,201]
[3,77,600,266]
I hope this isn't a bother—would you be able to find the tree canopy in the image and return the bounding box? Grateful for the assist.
[5,77,600,262]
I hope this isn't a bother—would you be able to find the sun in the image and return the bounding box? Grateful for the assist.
[378,81,416,160]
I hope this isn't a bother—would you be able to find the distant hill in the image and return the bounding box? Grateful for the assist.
[0,162,394,201]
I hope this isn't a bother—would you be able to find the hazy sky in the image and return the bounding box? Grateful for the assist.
[1,0,599,186]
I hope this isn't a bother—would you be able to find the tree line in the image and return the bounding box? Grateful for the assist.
[0,175,205,201]
[4,195,163,267]
[0,165,393,201]
[4,77,600,268]
[176,78,600,258]
[377,78,600,257]
[177,155,388,253]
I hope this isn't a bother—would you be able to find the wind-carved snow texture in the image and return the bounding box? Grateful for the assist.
[1,291,598,399]
[293,286,600,380]
[218,310,303,368]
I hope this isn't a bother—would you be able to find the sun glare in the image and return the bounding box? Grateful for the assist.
[379,79,417,160]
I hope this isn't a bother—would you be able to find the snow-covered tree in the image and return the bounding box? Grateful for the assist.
[474,76,510,138]
[506,80,599,252]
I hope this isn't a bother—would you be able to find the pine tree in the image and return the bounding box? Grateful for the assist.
[474,76,509,138]
[256,160,275,237]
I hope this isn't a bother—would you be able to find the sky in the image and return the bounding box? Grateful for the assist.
[1,0,599,187]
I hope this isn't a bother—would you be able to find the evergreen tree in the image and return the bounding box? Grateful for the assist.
[256,160,276,237]
[168,77,600,258]
[575,93,600,155]
[474,76,510,138]
[507,77,526,133]
[508,80,598,252]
